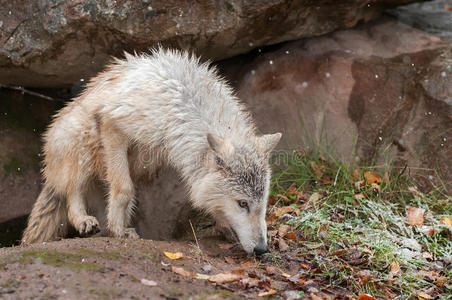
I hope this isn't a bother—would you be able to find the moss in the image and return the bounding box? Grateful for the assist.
[19,250,103,271]
[75,248,121,261]
[88,287,122,298]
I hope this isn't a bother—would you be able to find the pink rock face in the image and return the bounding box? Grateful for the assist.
[220,17,451,190]
[0,0,420,87]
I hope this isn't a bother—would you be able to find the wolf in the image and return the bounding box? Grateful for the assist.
[21,48,281,255]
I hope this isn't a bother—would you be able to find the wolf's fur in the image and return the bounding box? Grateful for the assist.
[21,48,281,254]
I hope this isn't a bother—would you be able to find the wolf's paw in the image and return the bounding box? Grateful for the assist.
[124,227,139,239]
[78,216,100,236]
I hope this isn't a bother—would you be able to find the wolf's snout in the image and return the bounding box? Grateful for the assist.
[253,236,268,255]
[253,244,268,255]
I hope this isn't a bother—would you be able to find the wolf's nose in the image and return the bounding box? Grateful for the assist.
[253,245,268,256]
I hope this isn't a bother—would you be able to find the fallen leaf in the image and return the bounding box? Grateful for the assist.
[440,216,452,228]
[388,261,400,281]
[258,289,277,297]
[285,232,297,240]
[354,193,365,200]
[446,5,452,11]
[330,249,347,256]
[310,161,323,180]
[357,294,376,300]
[224,257,235,265]
[265,265,278,275]
[422,252,433,260]
[371,183,381,194]
[140,278,157,287]
[406,207,425,226]
[354,180,365,189]
[364,172,382,184]
[408,186,423,198]
[310,293,323,300]
[278,224,291,237]
[287,185,297,195]
[208,270,245,284]
[274,206,298,217]
[384,289,397,298]
[421,227,437,237]
[358,270,371,285]
[277,194,290,202]
[268,230,278,237]
[164,251,184,260]
[278,237,289,252]
[172,266,194,278]
[417,292,432,299]
[240,257,254,269]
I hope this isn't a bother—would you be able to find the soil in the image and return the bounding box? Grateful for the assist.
[0,235,306,300]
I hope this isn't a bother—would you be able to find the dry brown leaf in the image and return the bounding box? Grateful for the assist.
[164,251,184,260]
[278,237,289,252]
[287,185,297,195]
[258,289,277,297]
[440,216,452,228]
[364,172,382,184]
[274,206,297,217]
[224,257,235,265]
[371,183,381,193]
[277,194,290,202]
[268,230,278,237]
[265,265,278,275]
[240,257,254,269]
[278,224,291,237]
[311,161,323,179]
[285,232,297,240]
[208,270,245,284]
[357,294,376,300]
[310,293,323,300]
[406,207,425,226]
[330,249,347,256]
[409,186,423,198]
[354,180,365,189]
[354,193,365,200]
[358,270,371,285]
[417,292,432,299]
[388,261,400,281]
[172,266,194,278]
[446,5,452,11]
[422,228,437,237]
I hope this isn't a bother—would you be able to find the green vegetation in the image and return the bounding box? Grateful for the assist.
[19,250,104,271]
[270,150,451,299]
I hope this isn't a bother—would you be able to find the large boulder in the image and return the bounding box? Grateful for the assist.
[0,0,420,87]
[220,16,452,191]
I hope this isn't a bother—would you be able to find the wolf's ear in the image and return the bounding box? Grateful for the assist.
[207,133,234,156]
[256,133,282,154]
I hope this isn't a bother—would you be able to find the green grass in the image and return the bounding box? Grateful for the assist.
[270,150,452,299]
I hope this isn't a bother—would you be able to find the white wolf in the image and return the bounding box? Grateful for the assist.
[22,48,281,255]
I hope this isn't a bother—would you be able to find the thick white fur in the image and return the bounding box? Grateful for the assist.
[22,48,281,253]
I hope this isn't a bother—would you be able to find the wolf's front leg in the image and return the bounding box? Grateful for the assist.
[102,126,137,238]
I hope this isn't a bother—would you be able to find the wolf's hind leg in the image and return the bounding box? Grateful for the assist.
[67,187,100,236]
[102,126,135,238]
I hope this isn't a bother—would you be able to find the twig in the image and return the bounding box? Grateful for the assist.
[189,219,201,253]
[0,83,62,101]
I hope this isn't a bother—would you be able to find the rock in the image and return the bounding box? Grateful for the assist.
[388,0,452,41]
[0,0,420,87]
[0,90,62,224]
[219,16,452,191]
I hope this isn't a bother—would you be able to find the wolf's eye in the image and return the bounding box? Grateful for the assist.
[237,200,248,209]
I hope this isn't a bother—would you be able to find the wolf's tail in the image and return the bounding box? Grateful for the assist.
[21,185,68,245]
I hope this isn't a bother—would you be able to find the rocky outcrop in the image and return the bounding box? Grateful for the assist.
[0,0,420,87]
[220,16,452,191]
[1,15,451,244]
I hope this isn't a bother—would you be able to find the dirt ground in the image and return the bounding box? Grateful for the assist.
[0,235,317,300]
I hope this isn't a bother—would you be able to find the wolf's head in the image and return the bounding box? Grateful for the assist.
[191,132,281,255]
